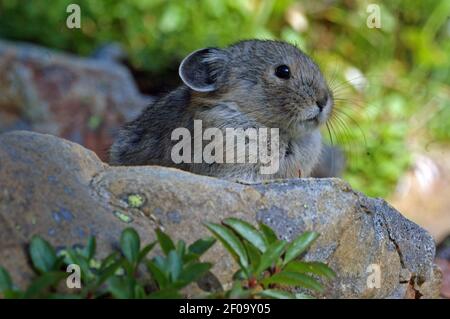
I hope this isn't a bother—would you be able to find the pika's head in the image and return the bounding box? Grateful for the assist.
[179,40,333,133]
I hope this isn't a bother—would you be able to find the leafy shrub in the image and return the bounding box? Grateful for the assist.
[206,218,334,298]
[0,218,334,299]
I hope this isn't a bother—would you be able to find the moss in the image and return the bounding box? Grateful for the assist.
[113,211,133,224]
[127,194,144,209]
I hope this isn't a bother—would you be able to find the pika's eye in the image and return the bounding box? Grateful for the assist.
[275,65,291,79]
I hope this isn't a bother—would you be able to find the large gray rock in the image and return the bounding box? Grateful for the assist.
[0,131,441,298]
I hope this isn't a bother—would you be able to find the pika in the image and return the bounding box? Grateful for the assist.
[110,40,334,181]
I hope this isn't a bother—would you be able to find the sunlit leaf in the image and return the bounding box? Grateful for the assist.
[243,240,261,274]
[259,223,278,244]
[255,240,288,275]
[205,222,249,271]
[283,232,319,266]
[223,218,267,252]
[284,261,336,279]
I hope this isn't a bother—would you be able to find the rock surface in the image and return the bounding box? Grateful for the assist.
[0,131,442,298]
[0,39,151,161]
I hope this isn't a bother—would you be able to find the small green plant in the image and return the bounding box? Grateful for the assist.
[144,229,216,298]
[206,218,334,299]
[0,218,334,299]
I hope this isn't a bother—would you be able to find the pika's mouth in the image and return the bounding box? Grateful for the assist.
[306,115,319,122]
[303,96,332,125]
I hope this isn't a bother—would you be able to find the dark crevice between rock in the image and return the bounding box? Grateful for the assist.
[358,195,426,298]
[379,208,425,298]
[387,228,407,269]
[406,276,424,299]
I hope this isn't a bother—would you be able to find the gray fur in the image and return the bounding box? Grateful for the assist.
[110,40,334,181]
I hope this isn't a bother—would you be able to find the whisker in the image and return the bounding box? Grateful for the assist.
[333,108,368,149]
[329,115,359,169]
[325,121,334,146]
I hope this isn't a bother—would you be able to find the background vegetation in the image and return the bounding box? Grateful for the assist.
[0,0,449,197]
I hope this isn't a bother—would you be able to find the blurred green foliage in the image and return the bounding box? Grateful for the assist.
[0,0,449,197]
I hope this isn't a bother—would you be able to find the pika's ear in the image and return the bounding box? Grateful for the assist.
[179,48,228,92]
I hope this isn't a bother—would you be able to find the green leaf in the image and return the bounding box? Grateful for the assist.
[120,228,141,264]
[134,284,146,299]
[243,240,261,274]
[205,222,249,271]
[24,271,67,298]
[96,259,124,288]
[66,249,92,282]
[100,252,119,271]
[167,250,182,282]
[255,240,288,275]
[259,223,278,244]
[178,262,212,287]
[258,289,296,299]
[106,276,133,299]
[262,271,324,292]
[147,261,169,289]
[155,228,175,256]
[223,218,267,252]
[284,261,336,279]
[0,267,13,292]
[153,255,167,270]
[84,236,96,260]
[184,237,216,263]
[29,236,58,273]
[283,231,319,266]
[176,240,186,257]
[137,242,156,264]
[188,237,216,256]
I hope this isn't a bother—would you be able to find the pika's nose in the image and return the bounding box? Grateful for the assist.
[316,96,328,112]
